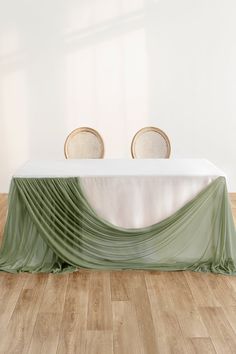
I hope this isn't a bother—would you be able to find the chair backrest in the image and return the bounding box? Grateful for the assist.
[131,126,171,158]
[64,127,104,159]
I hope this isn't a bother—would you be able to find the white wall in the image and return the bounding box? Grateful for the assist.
[0,0,236,192]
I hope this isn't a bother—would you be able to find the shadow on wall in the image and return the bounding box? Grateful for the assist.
[0,0,151,192]
[63,1,149,159]
[0,0,236,192]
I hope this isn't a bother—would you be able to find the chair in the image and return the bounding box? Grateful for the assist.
[131,126,171,158]
[64,127,105,159]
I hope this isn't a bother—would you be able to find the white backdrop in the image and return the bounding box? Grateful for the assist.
[0,0,236,192]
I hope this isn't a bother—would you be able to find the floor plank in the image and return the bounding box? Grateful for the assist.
[145,272,182,338]
[57,312,85,354]
[126,272,159,354]
[87,271,112,331]
[112,300,142,354]
[186,337,217,354]
[28,312,62,354]
[184,272,220,307]
[85,330,113,354]
[0,273,28,332]
[56,271,90,354]
[110,271,129,301]
[0,274,47,354]
[28,274,68,353]
[198,306,236,353]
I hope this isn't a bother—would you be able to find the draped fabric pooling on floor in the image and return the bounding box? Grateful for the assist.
[0,176,235,274]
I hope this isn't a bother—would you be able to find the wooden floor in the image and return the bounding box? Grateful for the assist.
[0,194,236,354]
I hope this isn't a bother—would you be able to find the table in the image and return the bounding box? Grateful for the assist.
[0,159,235,274]
[14,159,226,228]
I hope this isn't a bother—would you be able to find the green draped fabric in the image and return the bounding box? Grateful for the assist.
[0,176,235,274]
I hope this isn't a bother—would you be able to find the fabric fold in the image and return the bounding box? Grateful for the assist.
[0,176,235,274]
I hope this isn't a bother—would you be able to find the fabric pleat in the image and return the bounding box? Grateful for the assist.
[0,176,235,274]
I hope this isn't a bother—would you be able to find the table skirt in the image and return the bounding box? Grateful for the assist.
[0,176,235,274]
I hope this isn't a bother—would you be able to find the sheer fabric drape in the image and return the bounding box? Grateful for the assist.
[0,177,235,274]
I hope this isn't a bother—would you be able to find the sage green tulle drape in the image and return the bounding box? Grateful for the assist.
[0,176,235,274]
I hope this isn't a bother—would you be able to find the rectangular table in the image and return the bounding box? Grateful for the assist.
[0,159,235,274]
[14,159,226,228]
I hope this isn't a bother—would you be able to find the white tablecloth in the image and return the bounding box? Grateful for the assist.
[15,159,225,228]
